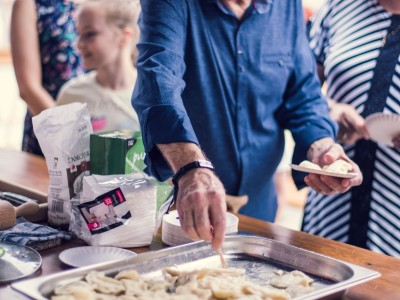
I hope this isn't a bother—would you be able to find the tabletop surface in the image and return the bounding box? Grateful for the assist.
[0,148,399,300]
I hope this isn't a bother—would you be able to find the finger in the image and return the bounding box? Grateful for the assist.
[347,162,363,187]
[194,204,213,242]
[392,134,400,150]
[304,176,326,194]
[177,193,200,241]
[345,132,363,145]
[209,205,226,249]
[339,117,368,144]
[307,173,334,194]
[323,143,344,164]
[180,210,200,241]
[320,175,350,193]
[343,110,369,139]
[394,140,400,151]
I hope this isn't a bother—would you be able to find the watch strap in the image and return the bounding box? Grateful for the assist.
[172,160,215,188]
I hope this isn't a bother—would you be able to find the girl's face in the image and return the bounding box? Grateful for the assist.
[76,6,123,70]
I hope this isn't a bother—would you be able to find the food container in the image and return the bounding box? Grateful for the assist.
[11,235,380,300]
[162,210,239,246]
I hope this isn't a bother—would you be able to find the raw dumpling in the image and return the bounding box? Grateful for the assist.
[299,160,321,170]
[323,160,352,174]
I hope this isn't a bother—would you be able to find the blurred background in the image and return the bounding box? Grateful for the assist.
[0,0,26,150]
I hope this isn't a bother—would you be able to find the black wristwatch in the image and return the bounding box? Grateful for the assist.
[170,160,215,206]
[172,160,215,188]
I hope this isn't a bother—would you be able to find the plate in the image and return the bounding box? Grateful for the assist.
[0,241,42,283]
[59,246,136,268]
[365,113,400,147]
[291,164,357,179]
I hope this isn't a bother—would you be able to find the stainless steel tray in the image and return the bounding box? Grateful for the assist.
[11,235,380,299]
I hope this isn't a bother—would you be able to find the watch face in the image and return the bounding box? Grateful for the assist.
[172,160,215,186]
[198,160,213,168]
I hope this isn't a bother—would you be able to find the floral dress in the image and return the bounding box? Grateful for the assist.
[22,0,83,155]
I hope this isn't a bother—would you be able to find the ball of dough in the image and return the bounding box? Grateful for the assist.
[323,160,352,174]
[299,160,321,170]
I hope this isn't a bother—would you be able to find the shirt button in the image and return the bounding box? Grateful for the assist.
[237,48,243,54]
[278,59,284,67]
[239,66,245,72]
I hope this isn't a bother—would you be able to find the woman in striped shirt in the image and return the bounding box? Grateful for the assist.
[303,0,400,257]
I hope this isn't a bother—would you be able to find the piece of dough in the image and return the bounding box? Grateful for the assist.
[323,160,352,174]
[299,160,321,170]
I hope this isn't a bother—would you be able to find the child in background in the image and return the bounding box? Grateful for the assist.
[57,0,140,133]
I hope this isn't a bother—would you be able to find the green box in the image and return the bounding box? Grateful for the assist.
[125,132,146,173]
[90,130,142,175]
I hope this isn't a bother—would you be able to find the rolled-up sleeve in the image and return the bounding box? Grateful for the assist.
[132,0,198,181]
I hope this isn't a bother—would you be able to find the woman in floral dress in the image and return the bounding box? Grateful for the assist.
[11,0,83,155]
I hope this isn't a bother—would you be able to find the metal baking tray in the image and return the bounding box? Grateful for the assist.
[11,235,380,299]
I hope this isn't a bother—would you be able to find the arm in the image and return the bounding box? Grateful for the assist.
[279,2,362,193]
[133,0,226,249]
[157,143,226,248]
[10,0,55,115]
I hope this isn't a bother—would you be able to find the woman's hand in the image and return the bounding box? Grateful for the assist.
[329,102,369,144]
[304,137,363,195]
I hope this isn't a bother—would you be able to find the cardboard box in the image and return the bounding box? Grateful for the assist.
[90,130,144,175]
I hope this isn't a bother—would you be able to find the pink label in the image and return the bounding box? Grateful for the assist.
[88,221,100,230]
[104,197,113,206]
[116,189,125,202]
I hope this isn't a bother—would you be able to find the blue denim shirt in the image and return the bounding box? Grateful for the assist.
[132,0,336,221]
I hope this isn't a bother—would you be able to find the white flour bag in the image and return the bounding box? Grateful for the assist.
[33,103,92,228]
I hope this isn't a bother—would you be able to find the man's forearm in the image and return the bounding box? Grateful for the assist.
[157,142,208,173]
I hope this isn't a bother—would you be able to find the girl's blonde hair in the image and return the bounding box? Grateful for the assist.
[78,0,141,64]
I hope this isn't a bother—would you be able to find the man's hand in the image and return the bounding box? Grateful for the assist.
[329,102,369,144]
[304,137,363,195]
[157,142,227,249]
[175,168,227,249]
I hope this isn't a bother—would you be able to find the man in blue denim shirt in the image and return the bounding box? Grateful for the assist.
[132,0,363,249]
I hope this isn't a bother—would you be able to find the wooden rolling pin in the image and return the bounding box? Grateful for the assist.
[226,194,248,214]
[0,200,40,230]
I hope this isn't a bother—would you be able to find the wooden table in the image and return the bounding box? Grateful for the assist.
[0,149,48,202]
[1,148,399,299]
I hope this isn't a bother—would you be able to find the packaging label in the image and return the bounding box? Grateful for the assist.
[78,188,131,235]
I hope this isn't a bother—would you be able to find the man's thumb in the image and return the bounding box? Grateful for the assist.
[323,145,342,164]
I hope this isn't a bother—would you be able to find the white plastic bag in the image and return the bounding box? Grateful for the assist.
[70,174,157,247]
[32,103,92,228]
